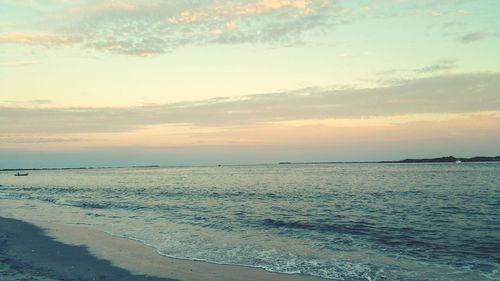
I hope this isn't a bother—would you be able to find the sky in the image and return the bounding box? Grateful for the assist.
[1,0,499,168]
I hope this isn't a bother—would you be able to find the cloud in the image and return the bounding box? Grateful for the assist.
[26,99,53,104]
[2,1,338,55]
[427,10,470,17]
[0,32,80,46]
[4,1,492,56]
[0,136,88,144]
[0,59,43,66]
[414,59,456,73]
[374,59,458,82]
[72,0,337,55]
[1,72,499,135]
[459,31,500,43]
[186,112,500,148]
[2,99,54,106]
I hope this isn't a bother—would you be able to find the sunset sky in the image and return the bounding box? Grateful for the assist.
[1,0,499,168]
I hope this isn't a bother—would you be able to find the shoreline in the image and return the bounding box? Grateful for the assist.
[2,155,499,171]
[0,215,326,281]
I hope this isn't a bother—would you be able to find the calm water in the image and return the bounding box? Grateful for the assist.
[0,163,498,280]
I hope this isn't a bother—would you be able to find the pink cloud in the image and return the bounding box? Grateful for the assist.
[0,32,80,46]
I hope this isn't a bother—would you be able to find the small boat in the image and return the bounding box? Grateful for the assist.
[455,160,462,164]
[14,172,29,176]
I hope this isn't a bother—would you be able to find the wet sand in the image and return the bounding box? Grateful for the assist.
[0,216,326,281]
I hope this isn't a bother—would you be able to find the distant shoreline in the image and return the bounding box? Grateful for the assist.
[0,165,161,172]
[378,155,500,164]
[282,155,500,165]
[1,156,499,171]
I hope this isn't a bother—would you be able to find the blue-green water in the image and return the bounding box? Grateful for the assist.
[0,163,498,280]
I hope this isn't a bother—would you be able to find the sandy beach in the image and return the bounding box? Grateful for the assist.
[0,216,326,281]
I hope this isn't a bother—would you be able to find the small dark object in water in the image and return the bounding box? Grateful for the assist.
[14,172,29,176]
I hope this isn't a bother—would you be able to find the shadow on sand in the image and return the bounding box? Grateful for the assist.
[0,216,179,281]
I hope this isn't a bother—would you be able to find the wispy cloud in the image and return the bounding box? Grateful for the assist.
[459,31,500,43]
[427,10,470,18]
[2,1,495,56]
[0,136,89,144]
[414,59,456,73]
[1,1,338,55]
[73,0,337,55]
[2,99,53,106]
[375,59,457,81]
[1,73,499,135]
[0,32,80,46]
[0,59,43,66]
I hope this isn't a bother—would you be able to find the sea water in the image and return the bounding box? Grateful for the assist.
[0,163,498,280]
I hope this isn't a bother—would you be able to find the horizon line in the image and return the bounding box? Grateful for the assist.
[2,155,499,171]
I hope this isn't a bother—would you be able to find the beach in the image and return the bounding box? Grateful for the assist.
[0,215,326,281]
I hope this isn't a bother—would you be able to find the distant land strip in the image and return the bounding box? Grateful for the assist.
[379,155,500,163]
[0,165,160,172]
[2,156,500,171]
[280,156,500,165]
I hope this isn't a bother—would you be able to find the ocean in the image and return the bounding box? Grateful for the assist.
[0,163,498,281]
